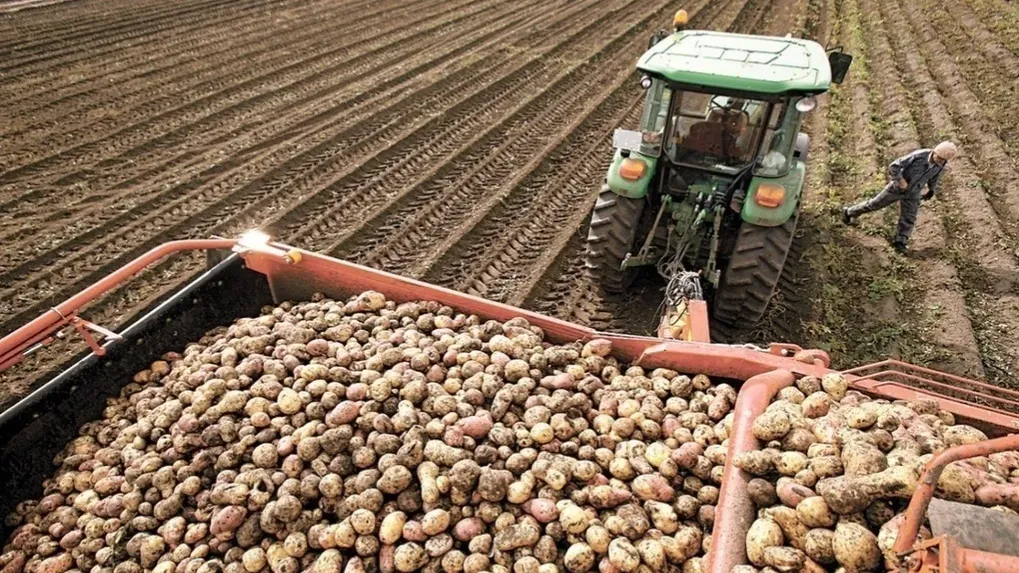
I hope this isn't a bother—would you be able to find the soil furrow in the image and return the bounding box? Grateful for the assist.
[885,0,1019,292]
[329,28,655,277]
[858,0,985,377]
[0,0,209,48]
[0,0,499,186]
[0,0,258,78]
[447,96,644,302]
[0,0,387,131]
[0,0,517,223]
[0,0,626,334]
[0,0,325,111]
[884,0,1019,384]
[245,0,638,246]
[958,0,1019,59]
[0,0,567,279]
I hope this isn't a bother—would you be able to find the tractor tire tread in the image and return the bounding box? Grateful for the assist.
[711,212,799,341]
[584,186,644,294]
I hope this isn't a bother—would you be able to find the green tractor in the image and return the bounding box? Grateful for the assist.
[585,10,852,339]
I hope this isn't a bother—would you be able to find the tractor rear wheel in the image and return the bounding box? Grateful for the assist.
[711,213,799,341]
[584,186,645,293]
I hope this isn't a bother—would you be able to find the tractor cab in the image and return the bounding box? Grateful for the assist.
[586,10,851,339]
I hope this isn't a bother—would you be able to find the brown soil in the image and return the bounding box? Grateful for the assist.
[0,0,1016,404]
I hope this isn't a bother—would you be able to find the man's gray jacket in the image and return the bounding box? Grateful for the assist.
[888,148,945,198]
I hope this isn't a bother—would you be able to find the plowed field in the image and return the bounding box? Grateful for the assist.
[1,0,1016,404]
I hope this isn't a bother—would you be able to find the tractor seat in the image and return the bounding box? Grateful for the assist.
[707,107,749,135]
[683,120,743,158]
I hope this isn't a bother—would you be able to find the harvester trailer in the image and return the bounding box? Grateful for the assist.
[0,232,1017,572]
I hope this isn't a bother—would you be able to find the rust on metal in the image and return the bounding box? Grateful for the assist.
[902,534,1019,573]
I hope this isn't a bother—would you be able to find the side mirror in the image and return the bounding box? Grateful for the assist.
[648,30,668,49]
[828,51,853,84]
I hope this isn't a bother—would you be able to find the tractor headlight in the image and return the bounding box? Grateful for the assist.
[620,158,647,181]
[755,183,786,207]
[640,75,653,89]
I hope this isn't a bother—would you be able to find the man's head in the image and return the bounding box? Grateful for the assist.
[932,141,957,165]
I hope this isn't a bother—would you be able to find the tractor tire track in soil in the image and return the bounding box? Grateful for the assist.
[0,0,677,401]
[0,0,521,228]
[2,0,1016,402]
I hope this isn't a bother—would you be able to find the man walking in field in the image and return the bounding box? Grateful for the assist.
[842,141,958,254]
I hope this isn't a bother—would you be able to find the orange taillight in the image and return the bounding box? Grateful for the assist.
[619,158,647,181]
[755,183,786,208]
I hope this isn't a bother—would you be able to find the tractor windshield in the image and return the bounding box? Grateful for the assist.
[664,90,782,174]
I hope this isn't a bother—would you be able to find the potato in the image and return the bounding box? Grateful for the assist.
[942,425,987,447]
[746,518,783,566]
[776,452,808,476]
[793,376,820,395]
[833,522,881,572]
[804,528,836,565]
[753,411,792,442]
[762,546,806,572]
[608,538,641,572]
[841,441,887,477]
[817,465,920,515]
[975,483,1019,511]
[781,428,816,453]
[796,497,836,528]
[748,479,779,508]
[764,506,808,550]
[935,463,976,504]
[776,482,815,508]
[821,374,848,401]
[734,449,780,476]
[313,550,343,573]
[564,543,595,573]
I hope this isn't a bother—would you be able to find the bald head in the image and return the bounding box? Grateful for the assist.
[933,141,957,164]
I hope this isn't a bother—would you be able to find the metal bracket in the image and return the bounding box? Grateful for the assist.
[68,316,123,357]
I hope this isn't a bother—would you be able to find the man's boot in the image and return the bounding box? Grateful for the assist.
[842,208,854,225]
[891,238,908,254]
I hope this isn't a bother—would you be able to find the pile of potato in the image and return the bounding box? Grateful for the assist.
[734,374,1019,572]
[0,291,743,573]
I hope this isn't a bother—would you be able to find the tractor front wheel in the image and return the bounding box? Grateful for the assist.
[584,186,645,293]
[711,213,799,341]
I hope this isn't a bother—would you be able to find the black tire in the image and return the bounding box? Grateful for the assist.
[584,186,645,293]
[711,212,799,340]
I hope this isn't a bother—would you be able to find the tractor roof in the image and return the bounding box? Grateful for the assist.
[637,30,832,95]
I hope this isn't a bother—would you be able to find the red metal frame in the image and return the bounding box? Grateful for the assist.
[707,369,796,573]
[657,299,711,342]
[845,360,1019,433]
[0,239,235,371]
[891,434,1019,572]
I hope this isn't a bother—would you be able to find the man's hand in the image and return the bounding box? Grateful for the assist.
[897,178,909,190]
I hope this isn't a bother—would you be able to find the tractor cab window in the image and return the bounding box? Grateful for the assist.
[666,91,773,172]
[755,101,800,177]
[637,80,672,154]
